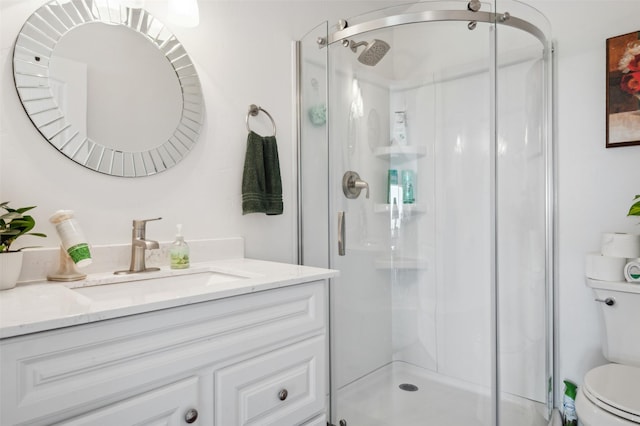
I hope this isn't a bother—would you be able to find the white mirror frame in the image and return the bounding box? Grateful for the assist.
[13,0,204,177]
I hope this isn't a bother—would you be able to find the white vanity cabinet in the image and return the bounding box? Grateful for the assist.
[0,280,327,426]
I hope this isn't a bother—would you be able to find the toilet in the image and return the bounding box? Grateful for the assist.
[575,279,640,425]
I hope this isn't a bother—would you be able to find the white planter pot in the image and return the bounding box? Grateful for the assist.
[0,251,24,290]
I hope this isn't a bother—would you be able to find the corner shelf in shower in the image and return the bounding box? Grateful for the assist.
[374,203,427,215]
[374,145,427,160]
[374,257,428,270]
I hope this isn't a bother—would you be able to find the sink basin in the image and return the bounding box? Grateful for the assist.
[73,270,249,307]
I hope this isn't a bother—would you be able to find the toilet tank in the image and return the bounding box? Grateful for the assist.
[587,279,640,367]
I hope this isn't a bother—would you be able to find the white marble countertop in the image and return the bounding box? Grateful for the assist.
[0,258,338,339]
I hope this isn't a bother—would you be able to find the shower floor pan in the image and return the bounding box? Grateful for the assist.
[336,361,547,426]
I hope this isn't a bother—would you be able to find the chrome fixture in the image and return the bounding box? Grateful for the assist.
[317,37,327,47]
[338,211,346,256]
[467,0,481,29]
[342,171,370,199]
[347,39,390,66]
[246,104,277,136]
[595,297,615,306]
[467,0,481,12]
[399,383,419,391]
[115,218,162,274]
[327,9,548,46]
[499,12,511,22]
[338,19,348,30]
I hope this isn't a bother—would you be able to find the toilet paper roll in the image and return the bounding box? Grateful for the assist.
[585,252,626,281]
[624,261,640,283]
[600,233,640,258]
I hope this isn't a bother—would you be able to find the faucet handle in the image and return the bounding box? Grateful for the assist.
[132,217,162,229]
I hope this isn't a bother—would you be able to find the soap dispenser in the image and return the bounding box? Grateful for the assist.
[170,224,190,269]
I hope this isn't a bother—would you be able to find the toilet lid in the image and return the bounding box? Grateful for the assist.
[583,364,640,423]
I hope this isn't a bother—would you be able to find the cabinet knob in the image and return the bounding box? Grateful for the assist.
[185,408,198,424]
[278,389,288,401]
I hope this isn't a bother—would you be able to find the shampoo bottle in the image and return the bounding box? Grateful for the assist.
[170,224,190,269]
[392,111,407,146]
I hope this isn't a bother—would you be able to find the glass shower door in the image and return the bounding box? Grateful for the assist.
[298,22,329,271]
[325,19,496,426]
[298,3,553,425]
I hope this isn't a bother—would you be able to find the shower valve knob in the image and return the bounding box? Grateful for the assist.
[343,171,370,199]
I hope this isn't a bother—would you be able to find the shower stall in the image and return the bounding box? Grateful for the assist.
[296,1,553,425]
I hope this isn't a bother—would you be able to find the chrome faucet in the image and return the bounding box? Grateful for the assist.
[115,217,162,275]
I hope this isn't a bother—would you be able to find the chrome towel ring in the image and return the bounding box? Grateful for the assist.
[246,104,276,136]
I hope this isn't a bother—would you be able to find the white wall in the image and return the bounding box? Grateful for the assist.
[2,0,640,414]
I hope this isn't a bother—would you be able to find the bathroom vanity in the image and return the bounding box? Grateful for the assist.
[0,258,336,426]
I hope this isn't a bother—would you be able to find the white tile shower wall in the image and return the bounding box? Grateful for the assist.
[435,66,493,388]
[389,85,437,372]
[386,31,548,404]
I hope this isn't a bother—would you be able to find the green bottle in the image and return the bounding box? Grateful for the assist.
[170,224,190,269]
[562,380,577,426]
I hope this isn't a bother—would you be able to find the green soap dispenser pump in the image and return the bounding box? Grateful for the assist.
[170,224,190,269]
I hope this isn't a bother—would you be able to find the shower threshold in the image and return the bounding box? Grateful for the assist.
[335,361,547,426]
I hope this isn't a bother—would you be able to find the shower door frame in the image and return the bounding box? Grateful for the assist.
[296,5,554,425]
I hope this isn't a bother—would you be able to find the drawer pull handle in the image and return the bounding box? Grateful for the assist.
[185,408,198,424]
[278,389,288,401]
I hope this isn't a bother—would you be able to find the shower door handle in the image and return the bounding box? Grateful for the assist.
[338,211,346,256]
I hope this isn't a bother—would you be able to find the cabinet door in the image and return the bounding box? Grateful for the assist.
[216,336,325,426]
[57,376,199,426]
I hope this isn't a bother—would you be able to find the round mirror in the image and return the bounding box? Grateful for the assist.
[13,0,204,177]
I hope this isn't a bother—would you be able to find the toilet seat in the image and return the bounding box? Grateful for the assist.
[582,364,640,424]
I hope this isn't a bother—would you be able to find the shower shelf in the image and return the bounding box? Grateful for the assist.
[374,203,427,214]
[374,145,426,160]
[374,257,427,270]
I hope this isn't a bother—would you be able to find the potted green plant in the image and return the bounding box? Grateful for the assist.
[628,195,640,218]
[0,202,47,290]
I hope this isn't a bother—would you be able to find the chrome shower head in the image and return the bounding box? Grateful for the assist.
[349,39,390,66]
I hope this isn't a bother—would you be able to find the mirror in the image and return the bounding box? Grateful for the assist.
[13,0,204,177]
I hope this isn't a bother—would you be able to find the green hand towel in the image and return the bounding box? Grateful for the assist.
[242,131,283,215]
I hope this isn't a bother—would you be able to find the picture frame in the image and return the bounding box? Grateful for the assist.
[606,31,640,148]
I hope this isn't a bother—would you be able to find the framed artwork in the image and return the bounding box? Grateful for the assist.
[606,31,640,148]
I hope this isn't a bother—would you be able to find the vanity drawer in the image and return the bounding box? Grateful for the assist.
[215,335,325,426]
[0,281,326,426]
[57,376,200,426]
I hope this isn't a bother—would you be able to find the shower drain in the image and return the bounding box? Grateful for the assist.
[399,383,419,392]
